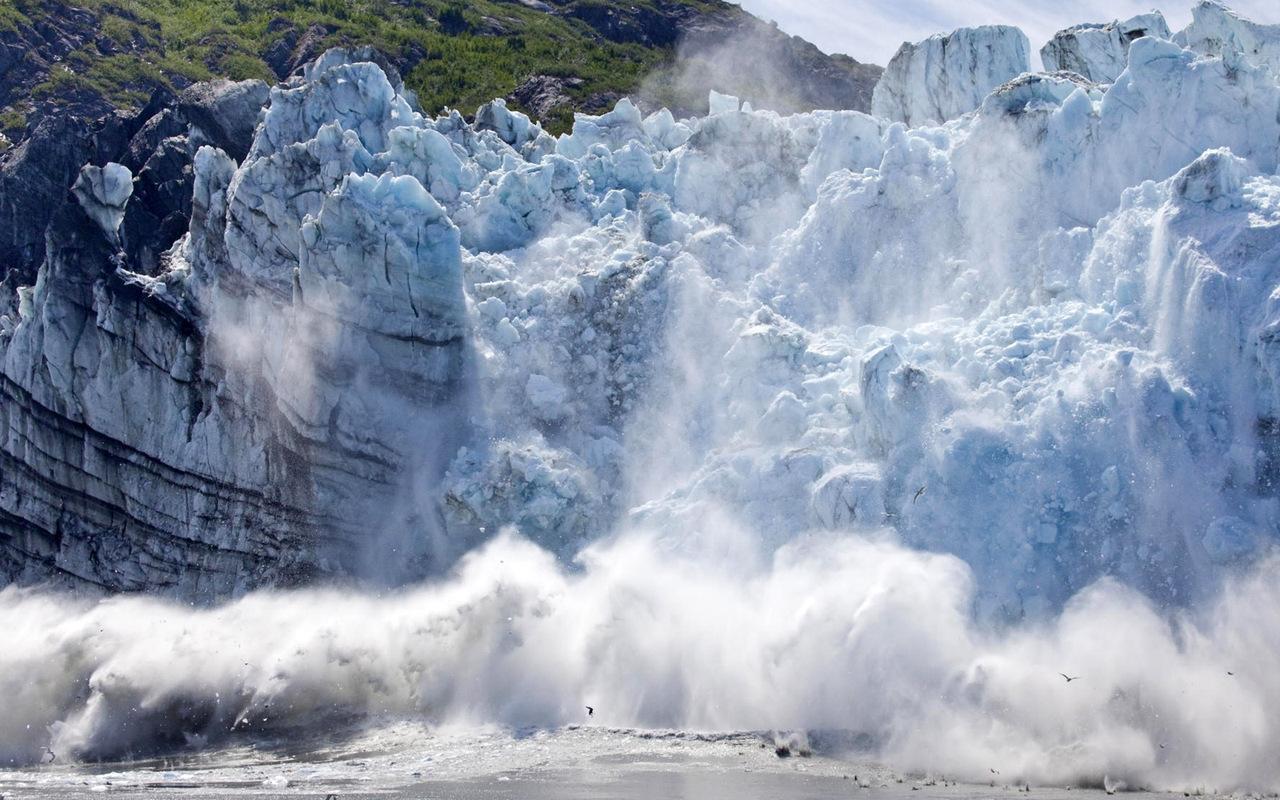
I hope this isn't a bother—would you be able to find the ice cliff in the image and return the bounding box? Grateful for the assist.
[871,25,1030,125]
[1041,13,1172,83]
[3,6,1280,623]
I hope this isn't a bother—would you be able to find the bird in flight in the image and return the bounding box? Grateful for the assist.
[990,768,1000,775]
[586,706,594,716]
[1060,673,1081,683]
[913,486,926,503]
[1227,671,1235,676]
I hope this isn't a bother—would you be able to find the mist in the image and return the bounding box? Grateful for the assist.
[3,529,1278,789]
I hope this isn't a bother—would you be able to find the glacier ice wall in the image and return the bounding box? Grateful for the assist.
[872,25,1030,125]
[1041,13,1173,83]
[3,4,1280,789]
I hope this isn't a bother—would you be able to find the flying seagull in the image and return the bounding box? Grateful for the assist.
[1227,671,1235,676]
[913,486,926,504]
[1060,673,1081,683]
[586,706,594,716]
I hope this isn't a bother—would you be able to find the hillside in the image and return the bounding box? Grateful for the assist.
[0,0,881,143]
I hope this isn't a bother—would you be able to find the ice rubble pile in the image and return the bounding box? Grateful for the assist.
[3,2,1280,615]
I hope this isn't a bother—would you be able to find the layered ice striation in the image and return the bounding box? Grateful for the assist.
[2,7,1280,625]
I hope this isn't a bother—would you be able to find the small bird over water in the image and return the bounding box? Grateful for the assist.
[913,486,926,504]
[1060,673,1081,683]
[586,706,594,716]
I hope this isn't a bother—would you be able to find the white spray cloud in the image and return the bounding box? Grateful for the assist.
[2,529,1278,789]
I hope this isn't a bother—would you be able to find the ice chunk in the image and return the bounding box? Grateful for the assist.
[526,374,569,421]
[297,172,463,338]
[252,61,416,159]
[708,90,741,115]
[72,163,133,241]
[1041,13,1172,84]
[475,98,542,150]
[872,25,1031,126]
[811,463,885,529]
[1178,0,1280,75]
[1202,517,1260,563]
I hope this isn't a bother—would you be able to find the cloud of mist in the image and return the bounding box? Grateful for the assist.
[2,528,1278,789]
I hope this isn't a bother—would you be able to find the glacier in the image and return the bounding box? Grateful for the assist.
[3,1,1280,790]
[1041,13,1173,83]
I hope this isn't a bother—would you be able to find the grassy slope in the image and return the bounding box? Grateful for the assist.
[1,0,735,134]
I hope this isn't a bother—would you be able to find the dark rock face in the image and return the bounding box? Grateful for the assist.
[518,0,882,122]
[510,74,583,120]
[0,112,128,287]
[559,0,686,47]
[264,22,336,80]
[670,15,882,115]
[177,80,271,163]
[0,5,101,113]
[0,78,268,289]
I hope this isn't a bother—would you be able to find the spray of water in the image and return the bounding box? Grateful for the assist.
[2,527,1278,789]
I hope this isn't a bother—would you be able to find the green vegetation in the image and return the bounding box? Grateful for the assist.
[10,0,737,132]
[0,106,25,135]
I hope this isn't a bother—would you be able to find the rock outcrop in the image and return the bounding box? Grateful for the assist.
[0,78,270,289]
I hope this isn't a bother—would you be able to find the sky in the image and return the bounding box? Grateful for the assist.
[734,0,1280,66]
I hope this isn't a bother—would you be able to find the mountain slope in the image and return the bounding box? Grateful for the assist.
[0,0,881,141]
